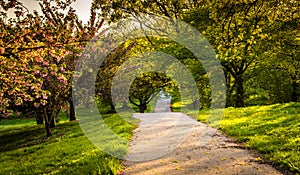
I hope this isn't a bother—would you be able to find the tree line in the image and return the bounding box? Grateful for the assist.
[0,0,299,136]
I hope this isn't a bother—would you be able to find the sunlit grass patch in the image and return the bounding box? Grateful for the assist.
[0,112,137,174]
[0,118,36,127]
[187,102,300,174]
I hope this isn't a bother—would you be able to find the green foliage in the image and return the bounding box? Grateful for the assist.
[0,113,137,174]
[245,68,293,105]
[128,72,174,112]
[93,0,195,22]
[94,0,300,107]
[188,102,300,173]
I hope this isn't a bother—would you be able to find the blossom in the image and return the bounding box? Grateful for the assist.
[36,56,43,63]
[42,92,48,99]
[59,67,65,72]
[40,100,47,106]
[43,61,49,66]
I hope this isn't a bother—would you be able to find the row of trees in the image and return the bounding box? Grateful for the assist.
[1,0,299,136]
[93,0,300,108]
[0,0,104,136]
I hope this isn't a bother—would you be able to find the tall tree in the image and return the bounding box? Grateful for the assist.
[257,19,300,103]
[205,0,300,107]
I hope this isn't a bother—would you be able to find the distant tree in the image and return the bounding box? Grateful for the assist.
[128,72,174,113]
[95,42,135,113]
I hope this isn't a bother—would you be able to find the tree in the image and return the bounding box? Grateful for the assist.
[95,42,135,113]
[93,0,199,22]
[248,18,300,104]
[128,72,173,113]
[0,0,104,136]
[94,0,300,107]
[204,0,300,107]
[271,20,300,102]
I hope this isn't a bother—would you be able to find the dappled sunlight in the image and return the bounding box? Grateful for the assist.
[189,102,300,173]
[0,113,135,174]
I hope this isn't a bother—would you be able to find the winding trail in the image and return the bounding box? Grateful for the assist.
[121,112,284,175]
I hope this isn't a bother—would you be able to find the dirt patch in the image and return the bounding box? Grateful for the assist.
[121,112,285,175]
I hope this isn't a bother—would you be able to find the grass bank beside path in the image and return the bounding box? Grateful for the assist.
[187,102,300,174]
[0,112,137,175]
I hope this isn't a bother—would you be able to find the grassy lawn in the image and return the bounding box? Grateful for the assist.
[0,112,137,175]
[187,102,300,174]
[1,102,299,174]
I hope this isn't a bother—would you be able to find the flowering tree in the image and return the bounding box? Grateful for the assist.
[0,0,104,136]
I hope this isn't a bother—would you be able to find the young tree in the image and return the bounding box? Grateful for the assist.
[128,72,173,113]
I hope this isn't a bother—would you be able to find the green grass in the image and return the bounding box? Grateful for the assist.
[0,118,36,127]
[2,102,299,174]
[0,112,137,175]
[187,102,300,174]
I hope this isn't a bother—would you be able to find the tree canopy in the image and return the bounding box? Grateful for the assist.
[1,0,299,136]
[0,0,104,136]
[94,0,300,107]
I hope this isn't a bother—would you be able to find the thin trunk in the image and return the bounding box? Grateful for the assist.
[68,87,76,121]
[43,110,52,137]
[108,99,116,113]
[235,75,245,107]
[47,109,55,128]
[36,112,44,125]
[291,80,299,102]
[69,99,76,121]
[139,103,147,113]
[45,122,52,137]
[109,102,116,113]
[55,108,60,123]
[225,70,233,107]
[65,109,69,118]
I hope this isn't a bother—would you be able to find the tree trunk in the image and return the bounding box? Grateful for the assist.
[55,108,60,123]
[45,122,52,137]
[108,99,116,113]
[68,87,76,121]
[36,114,44,125]
[43,110,52,137]
[291,80,299,102]
[225,71,234,107]
[65,109,69,118]
[47,109,55,128]
[139,103,147,113]
[69,100,76,121]
[235,75,245,107]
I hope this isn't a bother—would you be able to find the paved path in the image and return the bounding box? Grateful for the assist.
[122,112,284,175]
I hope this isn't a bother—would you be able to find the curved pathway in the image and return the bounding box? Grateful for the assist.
[121,112,285,175]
